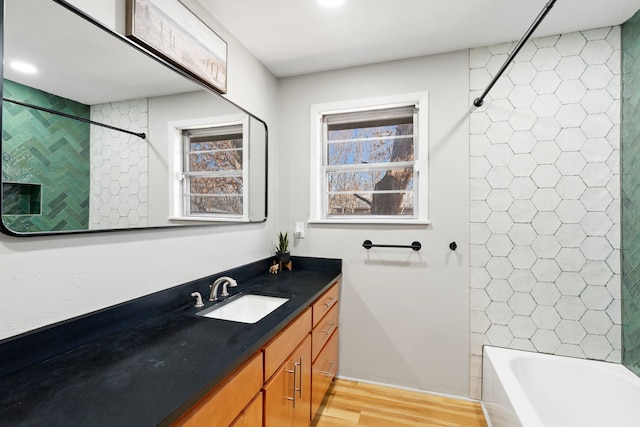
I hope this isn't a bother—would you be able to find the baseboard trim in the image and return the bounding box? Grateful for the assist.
[335,375,480,403]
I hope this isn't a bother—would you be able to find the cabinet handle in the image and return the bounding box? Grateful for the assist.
[321,359,337,377]
[298,357,304,399]
[324,297,337,308]
[286,363,298,408]
[322,322,337,336]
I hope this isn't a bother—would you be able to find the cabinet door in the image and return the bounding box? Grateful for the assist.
[292,335,312,427]
[264,359,295,427]
[264,334,311,427]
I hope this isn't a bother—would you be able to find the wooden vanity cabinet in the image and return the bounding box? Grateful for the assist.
[263,334,312,427]
[311,329,338,418]
[310,281,340,421]
[311,283,339,328]
[262,308,312,426]
[172,352,263,427]
[229,393,262,427]
[262,279,341,426]
[264,308,312,381]
[174,279,340,427]
[311,302,338,361]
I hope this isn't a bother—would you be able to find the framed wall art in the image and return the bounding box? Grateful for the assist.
[126,0,228,94]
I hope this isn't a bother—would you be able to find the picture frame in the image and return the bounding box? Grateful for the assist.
[126,0,228,94]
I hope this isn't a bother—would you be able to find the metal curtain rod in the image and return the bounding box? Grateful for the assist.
[473,0,557,107]
[2,98,147,140]
[362,240,422,251]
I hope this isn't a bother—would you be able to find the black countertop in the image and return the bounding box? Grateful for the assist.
[0,258,341,426]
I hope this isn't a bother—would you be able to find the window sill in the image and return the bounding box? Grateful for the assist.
[308,218,431,225]
[169,216,247,223]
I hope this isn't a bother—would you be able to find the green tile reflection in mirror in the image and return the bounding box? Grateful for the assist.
[2,182,41,215]
[2,79,90,232]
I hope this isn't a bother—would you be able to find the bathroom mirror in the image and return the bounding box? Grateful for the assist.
[0,0,267,236]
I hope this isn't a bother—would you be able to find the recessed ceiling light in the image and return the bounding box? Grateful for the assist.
[9,61,38,74]
[318,0,345,7]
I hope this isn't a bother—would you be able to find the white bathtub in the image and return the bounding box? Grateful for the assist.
[481,346,640,427]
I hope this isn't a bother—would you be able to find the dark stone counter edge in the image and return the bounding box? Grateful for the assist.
[0,255,341,378]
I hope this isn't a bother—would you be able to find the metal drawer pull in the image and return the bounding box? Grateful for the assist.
[324,296,337,308]
[322,322,337,335]
[298,357,304,399]
[286,363,298,408]
[321,359,337,377]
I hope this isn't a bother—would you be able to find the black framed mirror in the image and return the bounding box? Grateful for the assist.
[0,0,267,236]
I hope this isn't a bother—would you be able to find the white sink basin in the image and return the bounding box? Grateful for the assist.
[198,294,289,324]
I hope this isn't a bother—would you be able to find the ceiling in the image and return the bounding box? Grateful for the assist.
[5,0,200,105]
[198,0,640,77]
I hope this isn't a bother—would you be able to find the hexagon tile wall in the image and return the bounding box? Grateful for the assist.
[89,98,149,229]
[469,27,621,398]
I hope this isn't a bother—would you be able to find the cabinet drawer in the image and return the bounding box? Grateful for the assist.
[312,302,339,361]
[174,352,263,427]
[229,392,262,427]
[312,282,339,327]
[311,329,338,419]
[263,308,312,381]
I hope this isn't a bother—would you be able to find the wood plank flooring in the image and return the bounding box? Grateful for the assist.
[312,379,488,427]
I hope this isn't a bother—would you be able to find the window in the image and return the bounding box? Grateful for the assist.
[170,115,249,221]
[310,92,429,223]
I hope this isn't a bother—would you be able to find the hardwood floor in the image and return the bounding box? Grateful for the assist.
[312,379,488,427]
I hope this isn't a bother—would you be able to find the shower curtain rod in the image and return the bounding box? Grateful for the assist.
[2,97,147,140]
[473,0,557,107]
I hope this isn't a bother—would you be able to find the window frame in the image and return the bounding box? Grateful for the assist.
[169,114,250,222]
[309,92,429,224]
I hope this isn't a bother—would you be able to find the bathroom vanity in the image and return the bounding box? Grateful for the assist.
[0,257,341,426]
[175,281,340,426]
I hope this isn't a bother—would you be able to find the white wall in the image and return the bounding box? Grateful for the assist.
[146,90,242,226]
[278,51,471,397]
[0,0,279,339]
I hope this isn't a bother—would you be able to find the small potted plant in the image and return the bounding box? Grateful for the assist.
[275,232,290,263]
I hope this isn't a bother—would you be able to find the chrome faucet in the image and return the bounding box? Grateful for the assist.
[209,276,238,301]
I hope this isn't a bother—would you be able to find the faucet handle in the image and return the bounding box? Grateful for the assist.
[191,292,204,308]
